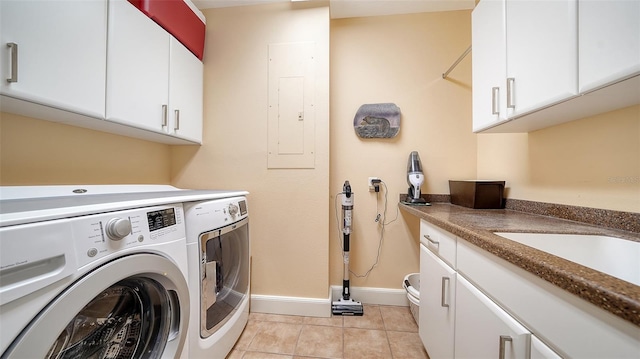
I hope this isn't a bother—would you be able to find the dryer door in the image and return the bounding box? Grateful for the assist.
[200,217,249,337]
[2,254,189,359]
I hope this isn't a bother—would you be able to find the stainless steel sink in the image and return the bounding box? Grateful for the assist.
[494,232,640,286]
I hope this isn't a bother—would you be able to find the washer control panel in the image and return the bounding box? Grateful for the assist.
[183,197,248,244]
[72,204,185,268]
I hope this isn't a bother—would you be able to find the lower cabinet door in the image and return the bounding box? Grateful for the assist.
[531,335,563,359]
[455,275,530,359]
[419,244,455,359]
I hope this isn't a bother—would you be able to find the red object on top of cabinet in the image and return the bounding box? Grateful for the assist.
[128,0,205,60]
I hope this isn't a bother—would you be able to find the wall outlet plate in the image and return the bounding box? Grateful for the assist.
[368,177,380,191]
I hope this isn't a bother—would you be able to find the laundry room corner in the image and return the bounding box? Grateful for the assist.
[329,10,476,296]
[170,1,332,316]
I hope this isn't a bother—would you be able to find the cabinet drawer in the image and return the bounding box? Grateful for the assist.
[420,220,456,268]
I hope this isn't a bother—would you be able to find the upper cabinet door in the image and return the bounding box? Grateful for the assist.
[169,37,203,143]
[579,0,640,93]
[106,0,170,132]
[0,0,107,118]
[505,0,578,118]
[472,0,507,132]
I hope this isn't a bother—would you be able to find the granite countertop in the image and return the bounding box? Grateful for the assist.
[399,202,640,327]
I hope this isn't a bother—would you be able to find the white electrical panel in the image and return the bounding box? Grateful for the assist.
[267,42,316,169]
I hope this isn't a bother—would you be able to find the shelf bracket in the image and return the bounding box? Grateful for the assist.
[442,45,472,79]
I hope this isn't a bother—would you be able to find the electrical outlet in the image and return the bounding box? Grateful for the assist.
[368,177,380,191]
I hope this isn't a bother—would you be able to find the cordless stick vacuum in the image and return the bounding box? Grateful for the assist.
[332,180,364,316]
[406,151,428,204]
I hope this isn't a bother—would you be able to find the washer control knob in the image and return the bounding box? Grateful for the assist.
[228,203,239,216]
[106,218,132,241]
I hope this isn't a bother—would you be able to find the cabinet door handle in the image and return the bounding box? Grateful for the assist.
[499,335,513,359]
[506,78,515,109]
[174,109,180,131]
[491,87,499,115]
[161,105,168,127]
[6,42,18,83]
[423,234,439,246]
[441,277,450,308]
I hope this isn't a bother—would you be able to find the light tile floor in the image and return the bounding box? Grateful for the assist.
[227,304,429,359]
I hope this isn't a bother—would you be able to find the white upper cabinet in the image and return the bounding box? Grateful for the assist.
[505,0,577,118]
[472,0,639,133]
[0,0,107,118]
[472,0,577,132]
[579,0,640,92]
[471,0,507,131]
[106,0,203,144]
[106,0,171,134]
[1,0,203,145]
[169,37,203,143]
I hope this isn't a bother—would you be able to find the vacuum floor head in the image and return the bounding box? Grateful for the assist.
[332,298,364,316]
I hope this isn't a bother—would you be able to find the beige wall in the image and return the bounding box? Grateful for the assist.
[170,2,331,299]
[478,105,640,213]
[329,11,475,289]
[0,112,171,185]
[1,5,637,301]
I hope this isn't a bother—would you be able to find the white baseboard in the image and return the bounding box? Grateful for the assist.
[250,286,408,318]
[250,293,332,317]
[331,286,409,307]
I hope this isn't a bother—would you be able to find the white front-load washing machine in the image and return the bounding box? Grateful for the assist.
[0,186,194,359]
[183,195,250,358]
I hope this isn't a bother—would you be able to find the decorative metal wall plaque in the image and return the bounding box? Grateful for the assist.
[353,103,401,139]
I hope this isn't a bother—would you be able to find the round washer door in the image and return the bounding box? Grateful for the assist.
[4,254,189,359]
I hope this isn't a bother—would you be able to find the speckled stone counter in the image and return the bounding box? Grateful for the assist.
[399,202,640,327]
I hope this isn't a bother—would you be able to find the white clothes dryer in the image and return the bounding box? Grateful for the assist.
[0,187,193,359]
[184,195,250,358]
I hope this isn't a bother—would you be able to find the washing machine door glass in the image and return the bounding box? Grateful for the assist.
[47,277,170,359]
[4,254,189,359]
[200,218,249,337]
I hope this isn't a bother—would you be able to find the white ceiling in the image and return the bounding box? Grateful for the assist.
[192,0,475,19]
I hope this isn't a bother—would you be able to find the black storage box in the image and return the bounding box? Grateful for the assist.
[449,180,505,209]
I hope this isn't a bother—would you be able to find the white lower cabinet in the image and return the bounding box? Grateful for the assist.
[455,275,530,359]
[419,244,455,359]
[457,239,640,358]
[419,220,567,359]
[531,335,562,359]
[420,223,640,358]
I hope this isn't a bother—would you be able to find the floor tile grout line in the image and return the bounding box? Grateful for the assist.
[293,322,303,357]
[238,306,421,359]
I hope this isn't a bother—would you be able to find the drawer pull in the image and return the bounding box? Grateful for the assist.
[491,86,500,115]
[499,335,512,359]
[441,277,450,308]
[506,78,515,109]
[174,109,180,131]
[161,104,168,127]
[7,42,18,83]
[424,234,439,245]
